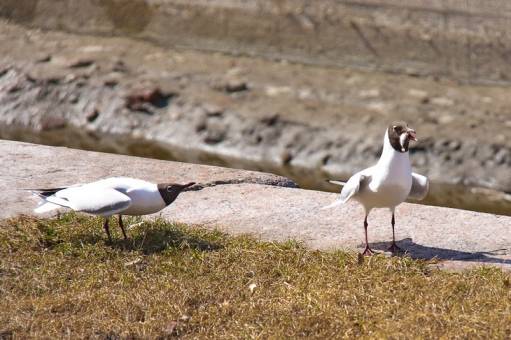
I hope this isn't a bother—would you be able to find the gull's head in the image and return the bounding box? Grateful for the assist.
[387,121,417,153]
[157,182,196,206]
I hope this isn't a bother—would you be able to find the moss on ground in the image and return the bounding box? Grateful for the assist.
[0,213,510,338]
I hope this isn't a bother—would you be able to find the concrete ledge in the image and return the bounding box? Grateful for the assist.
[2,140,511,270]
[1,140,295,218]
[2,0,511,83]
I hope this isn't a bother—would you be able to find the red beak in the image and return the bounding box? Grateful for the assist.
[407,129,418,142]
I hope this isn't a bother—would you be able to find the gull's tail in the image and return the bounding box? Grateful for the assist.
[327,180,346,186]
[34,201,61,214]
[27,188,67,214]
[321,199,345,210]
[321,180,348,210]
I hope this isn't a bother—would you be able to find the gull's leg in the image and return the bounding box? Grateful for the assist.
[118,215,128,240]
[103,217,112,243]
[387,212,403,253]
[362,215,374,256]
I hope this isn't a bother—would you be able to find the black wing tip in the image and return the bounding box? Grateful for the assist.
[25,187,66,197]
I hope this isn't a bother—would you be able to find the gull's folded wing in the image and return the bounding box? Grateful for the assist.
[340,172,368,203]
[409,173,429,200]
[46,187,132,216]
[322,172,369,209]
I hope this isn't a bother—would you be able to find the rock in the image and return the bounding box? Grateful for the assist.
[248,283,257,293]
[203,103,223,117]
[280,150,293,164]
[195,116,207,132]
[225,79,248,93]
[35,55,51,63]
[298,88,313,100]
[112,60,128,73]
[40,115,66,131]
[104,79,118,87]
[367,101,388,113]
[265,85,292,97]
[68,93,79,104]
[448,140,461,151]
[260,113,280,126]
[358,88,380,98]
[408,88,428,99]
[361,115,373,124]
[125,87,173,111]
[80,45,105,53]
[86,109,99,123]
[63,74,77,83]
[495,149,509,165]
[431,97,454,106]
[414,154,427,167]
[68,59,95,68]
[203,120,226,144]
[7,83,22,93]
[438,114,455,124]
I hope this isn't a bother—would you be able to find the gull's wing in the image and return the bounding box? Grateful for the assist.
[339,172,369,203]
[409,173,429,200]
[323,171,370,209]
[45,186,132,216]
[28,183,83,198]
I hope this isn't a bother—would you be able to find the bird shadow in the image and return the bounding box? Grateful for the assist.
[368,238,511,265]
[69,225,222,255]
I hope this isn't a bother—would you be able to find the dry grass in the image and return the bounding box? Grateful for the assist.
[1,213,510,339]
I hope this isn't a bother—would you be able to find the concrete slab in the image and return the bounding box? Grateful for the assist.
[0,140,295,218]
[1,140,510,270]
[168,184,511,270]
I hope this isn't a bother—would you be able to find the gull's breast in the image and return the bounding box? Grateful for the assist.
[360,176,412,209]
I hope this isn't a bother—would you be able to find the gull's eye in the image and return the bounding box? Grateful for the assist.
[167,186,172,192]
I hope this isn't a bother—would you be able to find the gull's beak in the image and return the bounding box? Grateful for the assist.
[407,128,418,142]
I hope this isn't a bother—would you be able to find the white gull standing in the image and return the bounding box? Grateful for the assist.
[30,177,195,242]
[325,122,429,255]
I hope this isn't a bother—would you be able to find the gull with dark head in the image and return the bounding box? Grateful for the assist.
[30,177,195,242]
[325,122,429,255]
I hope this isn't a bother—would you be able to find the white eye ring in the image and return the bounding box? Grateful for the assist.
[167,187,172,192]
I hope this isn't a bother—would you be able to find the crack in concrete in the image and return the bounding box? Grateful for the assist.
[184,178,298,192]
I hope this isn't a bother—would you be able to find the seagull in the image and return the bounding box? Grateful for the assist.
[325,122,429,255]
[30,177,195,242]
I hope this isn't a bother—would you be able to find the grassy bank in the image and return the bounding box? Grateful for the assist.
[0,213,510,338]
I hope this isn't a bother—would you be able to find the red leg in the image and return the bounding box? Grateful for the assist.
[103,217,112,243]
[118,215,128,240]
[387,213,403,253]
[362,215,375,256]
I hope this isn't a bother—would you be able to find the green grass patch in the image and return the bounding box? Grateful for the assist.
[1,213,510,338]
